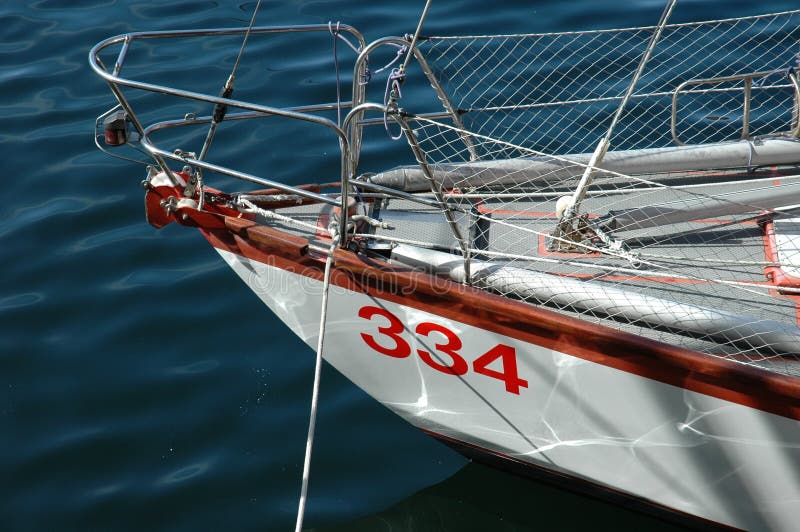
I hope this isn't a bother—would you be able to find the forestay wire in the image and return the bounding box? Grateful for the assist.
[293,4,435,528]
[384,0,433,139]
[559,0,678,229]
[198,0,264,161]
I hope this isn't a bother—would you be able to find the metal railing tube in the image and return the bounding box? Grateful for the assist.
[104,80,181,187]
[338,102,394,246]
[113,34,131,76]
[89,70,350,144]
[787,72,800,137]
[143,101,356,133]
[90,24,364,50]
[89,25,366,194]
[394,114,472,283]
[349,37,411,174]
[140,138,340,206]
[670,69,789,145]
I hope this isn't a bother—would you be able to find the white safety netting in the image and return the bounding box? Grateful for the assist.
[415,10,800,154]
[361,11,800,371]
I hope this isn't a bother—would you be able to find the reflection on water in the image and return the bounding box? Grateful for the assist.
[0,0,760,529]
[316,461,687,531]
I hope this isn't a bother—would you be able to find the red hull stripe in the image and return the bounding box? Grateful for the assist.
[201,217,800,421]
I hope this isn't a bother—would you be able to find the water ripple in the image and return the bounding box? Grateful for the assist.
[166,359,221,376]
[0,0,717,530]
[67,223,154,253]
[0,292,45,312]
[155,460,212,487]
[31,0,118,11]
[0,195,124,238]
[107,259,224,291]
[84,482,126,500]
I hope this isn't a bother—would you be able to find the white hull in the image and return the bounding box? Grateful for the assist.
[218,248,800,531]
[90,8,800,531]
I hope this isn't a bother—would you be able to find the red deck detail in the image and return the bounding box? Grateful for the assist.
[761,220,800,291]
[761,220,800,325]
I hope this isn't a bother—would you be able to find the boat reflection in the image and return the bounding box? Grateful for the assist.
[313,461,688,531]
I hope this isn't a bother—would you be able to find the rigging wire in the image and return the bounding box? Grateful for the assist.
[198,0,264,161]
[383,0,432,139]
[294,5,433,527]
[294,240,337,532]
[560,0,679,225]
[399,0,432,75]
[230,0,263,82]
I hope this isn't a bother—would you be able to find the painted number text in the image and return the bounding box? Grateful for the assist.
[358,305,528,395]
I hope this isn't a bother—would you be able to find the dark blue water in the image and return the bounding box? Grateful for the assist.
[2,1,795,530]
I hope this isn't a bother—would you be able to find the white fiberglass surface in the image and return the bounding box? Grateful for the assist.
[216,248,800,531]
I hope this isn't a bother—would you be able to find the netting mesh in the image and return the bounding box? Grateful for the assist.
[203,12,800,374]
[96,7,800,375]
[383,117,800,370]
[360,11,800,372]
[416,11,800,155]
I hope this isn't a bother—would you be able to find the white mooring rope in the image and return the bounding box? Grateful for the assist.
[294,239,337,532]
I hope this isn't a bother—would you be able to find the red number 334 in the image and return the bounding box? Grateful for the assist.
[358,305,528,395]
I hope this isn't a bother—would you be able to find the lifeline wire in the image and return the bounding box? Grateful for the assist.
[294,239,337,532]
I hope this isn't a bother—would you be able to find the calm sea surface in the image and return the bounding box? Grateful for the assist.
[2,1,795,530]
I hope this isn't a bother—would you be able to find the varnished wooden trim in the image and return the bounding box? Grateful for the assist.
[224,217,309,256]
[202,215,800,421]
